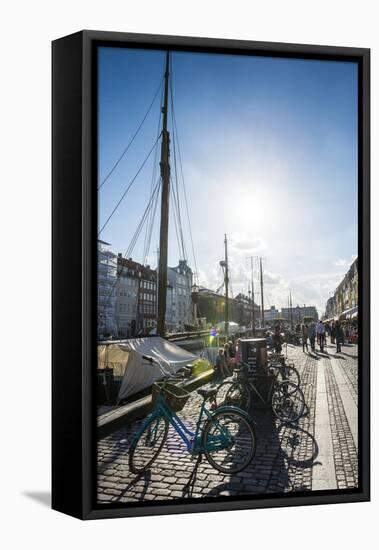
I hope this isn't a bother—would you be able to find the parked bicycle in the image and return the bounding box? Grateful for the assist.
[215,363,305,423]
[268,351,301,388]
[128,379,257,475]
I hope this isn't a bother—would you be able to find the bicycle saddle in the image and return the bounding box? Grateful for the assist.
[197,388,217,400]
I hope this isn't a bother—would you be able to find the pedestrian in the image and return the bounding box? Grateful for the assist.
[330,322,336,344]
[316,320,326,352]
[227,340,236,370]
[301,323,309,352]
[215,348,229,378]
[335,320,343,353]
[272,324,283,354]
[235,338,241,364]
[308,321,316,352]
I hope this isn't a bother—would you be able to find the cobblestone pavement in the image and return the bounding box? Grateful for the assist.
[97,340,358,503]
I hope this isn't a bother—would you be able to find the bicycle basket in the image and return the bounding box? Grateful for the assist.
[152,382,190,412]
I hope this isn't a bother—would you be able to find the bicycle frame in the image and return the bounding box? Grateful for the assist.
[131,392,232,455]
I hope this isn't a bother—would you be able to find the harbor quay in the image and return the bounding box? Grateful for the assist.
[97,338,358,503]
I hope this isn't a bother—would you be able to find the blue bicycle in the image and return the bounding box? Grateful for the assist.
[128,381,257,475]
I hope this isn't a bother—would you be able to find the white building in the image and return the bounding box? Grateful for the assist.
[264,305,280,322]
[97,240,117,339]
[166,260,193,331]
[116,255,157,337]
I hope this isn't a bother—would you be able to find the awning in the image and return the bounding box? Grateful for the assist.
[339,306,358,321]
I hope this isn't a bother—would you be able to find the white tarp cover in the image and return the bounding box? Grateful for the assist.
[216,321,240,335]
[98,337,197,400]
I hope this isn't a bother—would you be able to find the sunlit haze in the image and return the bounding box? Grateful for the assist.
[98,48,358,316]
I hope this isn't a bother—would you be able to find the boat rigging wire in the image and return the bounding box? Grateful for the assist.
[170,176,187,261]
[99,177,162,316]
[169,63,199,286]
[142,78,164,263]
[143,174,161,265]
[98,77,164,190]
[98,134,162,237]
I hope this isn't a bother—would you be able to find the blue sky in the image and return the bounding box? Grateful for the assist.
[98,47,358,316]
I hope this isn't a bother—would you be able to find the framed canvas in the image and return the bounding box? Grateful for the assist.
[52,30,370,519]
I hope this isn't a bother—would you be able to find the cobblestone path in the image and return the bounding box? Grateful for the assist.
[97,340,358,503]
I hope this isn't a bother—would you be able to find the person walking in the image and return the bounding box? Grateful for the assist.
[272,324,283,354]
[316,320,326,352]
[335,320,343,353]
[227,340,236,371]
[301,323,309,352]
[330,322,336,344]
[308,321,316,352]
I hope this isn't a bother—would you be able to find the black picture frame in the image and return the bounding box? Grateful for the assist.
[52,30,370,520]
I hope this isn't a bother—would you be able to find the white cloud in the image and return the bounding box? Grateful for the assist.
[335,258,347,267]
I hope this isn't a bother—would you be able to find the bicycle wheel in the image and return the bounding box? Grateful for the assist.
[203,408,256,474]
[128,415,169,474]
[277,365,301,388]
[271,381,305,423]
[216,381,251,410]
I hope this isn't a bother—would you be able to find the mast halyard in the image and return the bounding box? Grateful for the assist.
[157,52,170,337]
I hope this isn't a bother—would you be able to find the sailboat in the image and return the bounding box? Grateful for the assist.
[98,52,212,406]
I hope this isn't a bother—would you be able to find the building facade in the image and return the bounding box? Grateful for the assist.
[324,258,358,319]
[264,305,280,322]
[97,240,118,340]
[166,260,193,331]
[116,256,157,337]
[234,293,261,326]
[281,305,319,323]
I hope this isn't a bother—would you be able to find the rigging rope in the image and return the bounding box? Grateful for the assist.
[170,178,187,261]
[170,76,199,286]
[143,81,164,263]
[99,177,162,316]
[98,134,161,237]
[143,176,160,265]
[98,77,163,190]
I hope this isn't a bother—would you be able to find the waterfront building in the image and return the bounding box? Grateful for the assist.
[166,260,194,330]
[234,293,261,326]
[116,255,157,337]
[97,240,118,339]
[324,258,358,319]
[264,305,280,322]
[281,305,319,323]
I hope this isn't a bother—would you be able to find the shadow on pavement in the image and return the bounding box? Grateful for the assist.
[203,408,290,498]
[114,470,151,503]
[277,423,319,468]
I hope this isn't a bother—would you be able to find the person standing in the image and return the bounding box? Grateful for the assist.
[301,323,309,352]
[308,321,316,352]
[335,320,343,353]
[273,324,283,354]
[215,348,229,378]
[316,320,326,352]
[227,340,236,371]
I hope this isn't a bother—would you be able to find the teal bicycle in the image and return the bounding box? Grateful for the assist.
[128,380,257,475]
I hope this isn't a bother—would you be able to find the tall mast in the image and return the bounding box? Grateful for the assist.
[247,256,256,335]
[290,289,293,330]
[224,234,229,340]
[260,257,264,327]
[157,52,170,337]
